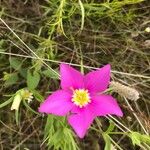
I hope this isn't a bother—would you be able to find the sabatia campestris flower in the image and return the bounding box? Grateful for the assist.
[39,64,123,138]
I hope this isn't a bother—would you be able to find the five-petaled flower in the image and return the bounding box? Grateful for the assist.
[39,64,123,138]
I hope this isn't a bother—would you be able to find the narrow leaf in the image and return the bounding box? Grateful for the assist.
[103,133,111,150]
[0,97,13,108]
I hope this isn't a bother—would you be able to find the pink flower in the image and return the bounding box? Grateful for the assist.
[39,64,123,138]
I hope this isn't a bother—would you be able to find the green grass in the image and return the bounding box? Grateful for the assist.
[0,0,150,149]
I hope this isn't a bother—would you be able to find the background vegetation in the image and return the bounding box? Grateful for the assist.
[0,0,150,149]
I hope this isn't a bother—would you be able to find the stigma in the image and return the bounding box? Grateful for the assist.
[71,89,91,108]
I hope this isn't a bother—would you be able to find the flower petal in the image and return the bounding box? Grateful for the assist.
[60,63,84,90]
[38,90,73,116]
[91,95,123,117]
[84,64,110,93]
[68,107,95,138]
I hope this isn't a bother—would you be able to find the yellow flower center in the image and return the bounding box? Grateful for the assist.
[20,89,33,100]
[72,89,91,108]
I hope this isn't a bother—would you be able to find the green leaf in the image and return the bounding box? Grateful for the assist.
[141,134,150,145]
[15,109,20,126]
[129,132,141,146]
[4,72,19,87]
[79,0,85,30]
[103,133,111,150]
[19,68,27,78]
[105,121,115,133]
[0,97,13,108]
[27,70,40,90]
[9,57,22,70]
[0,39,5,52]
[23,100,40,115]
[42,69,59,79]
[129,132,150,146]
[31,90,44,102]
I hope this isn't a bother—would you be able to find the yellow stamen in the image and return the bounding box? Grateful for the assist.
[72,89,91,108]
[21,89,33,100]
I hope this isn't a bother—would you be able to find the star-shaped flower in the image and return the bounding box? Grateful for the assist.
[39,64,123,138]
